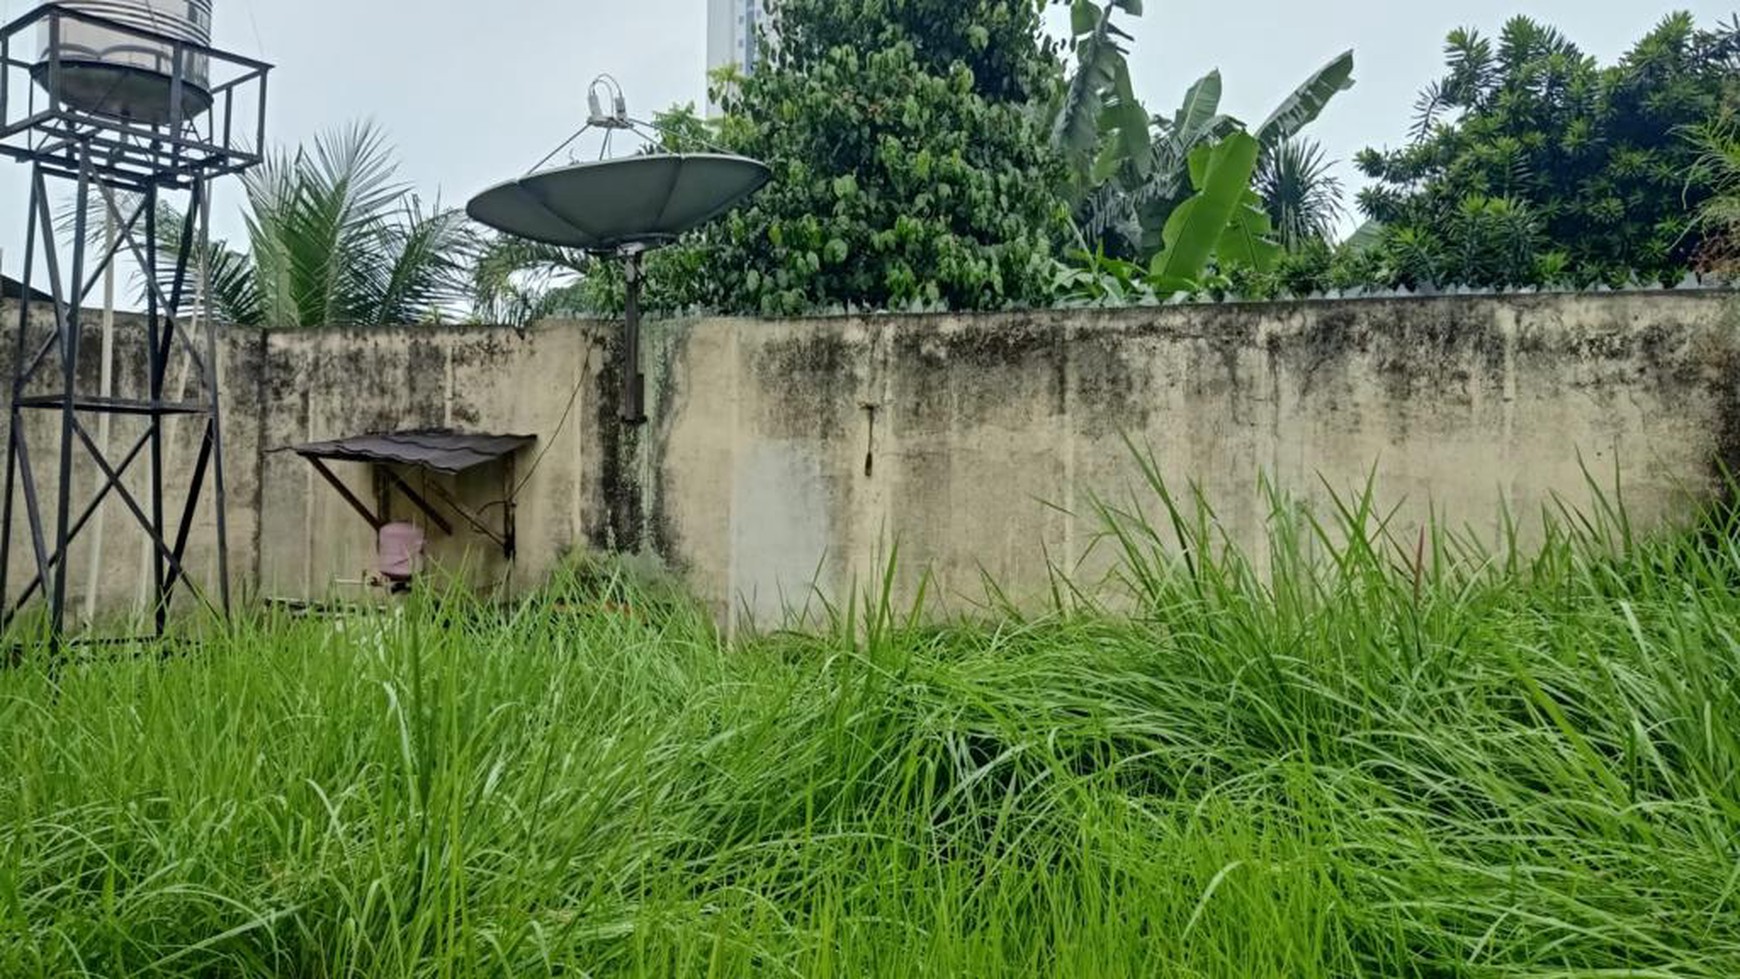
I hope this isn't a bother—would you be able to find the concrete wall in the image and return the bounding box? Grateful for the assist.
[2,292,1736,625]
[250,325,608,602]
[641,293,1740,626]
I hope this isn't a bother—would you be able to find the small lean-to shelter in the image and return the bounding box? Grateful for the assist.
[283,429,534,592]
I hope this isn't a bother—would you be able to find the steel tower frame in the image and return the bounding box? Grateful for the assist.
[0,4,268,645]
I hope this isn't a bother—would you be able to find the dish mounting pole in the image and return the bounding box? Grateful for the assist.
[620,248,646,425]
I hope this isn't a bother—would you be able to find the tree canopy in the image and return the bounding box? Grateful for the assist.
[696,0,1071,315]
[466,7,1738,323]
[1356,13,1740,288]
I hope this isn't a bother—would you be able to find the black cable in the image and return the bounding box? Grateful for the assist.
[477,363,589,515]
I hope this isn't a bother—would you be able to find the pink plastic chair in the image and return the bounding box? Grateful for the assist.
[377,522,425,594]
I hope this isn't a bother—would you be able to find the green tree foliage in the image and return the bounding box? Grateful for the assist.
[1357,13,1740,288]
[699,0,1071,314]
[775,0,1058,104]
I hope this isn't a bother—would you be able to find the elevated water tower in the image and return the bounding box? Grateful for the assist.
[0,1,269,645]
[32,0,216,123]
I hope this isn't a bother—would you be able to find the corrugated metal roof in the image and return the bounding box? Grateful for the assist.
[287,429,535,475]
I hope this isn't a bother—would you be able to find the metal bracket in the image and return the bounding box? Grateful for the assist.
[305,459,519,561]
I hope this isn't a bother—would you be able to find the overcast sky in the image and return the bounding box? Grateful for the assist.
[1,0,1735,279]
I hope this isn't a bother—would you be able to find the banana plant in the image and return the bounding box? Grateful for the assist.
[1094,69,1242,255]
[1080,50,1356,259]
[1059,131,1280,302]
[1149,132,1280,292]
[1253,50,1356,149]
[1050,0,1149,204]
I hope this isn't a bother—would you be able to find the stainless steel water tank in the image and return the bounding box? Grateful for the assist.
[34,0,214,125]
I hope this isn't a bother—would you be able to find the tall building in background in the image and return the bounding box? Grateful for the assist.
[706,0,772,111]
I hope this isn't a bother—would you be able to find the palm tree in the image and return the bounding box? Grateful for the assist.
[1687,120,1740,277]
[116,121,472,327]
[469,236,594,327]
[1256,138,1346,252]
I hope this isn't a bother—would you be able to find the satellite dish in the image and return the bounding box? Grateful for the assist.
[466,76,771,424]
[467,154,771,251]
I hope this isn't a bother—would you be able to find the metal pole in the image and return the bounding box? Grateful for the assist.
[50,142,92,639]
[145,184,166,635]
[0,170,41,629]
[82,188,117,624]
[621,250,645,425]
[197,180,230,615]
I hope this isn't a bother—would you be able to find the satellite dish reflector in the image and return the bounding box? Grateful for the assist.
[466,76,773,426]
[466,153,771,251]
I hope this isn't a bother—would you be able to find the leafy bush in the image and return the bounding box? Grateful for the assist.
[697,0,1071,315]
[1356,13,1740,289]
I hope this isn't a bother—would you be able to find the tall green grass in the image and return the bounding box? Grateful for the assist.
[3,463,1740,976]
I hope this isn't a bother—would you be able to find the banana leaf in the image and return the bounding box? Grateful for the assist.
[1149,132,1264,290]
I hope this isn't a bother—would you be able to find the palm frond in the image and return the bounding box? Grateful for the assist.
[470,235,594,326]
[239,146,301,326]
[356,196,475,326]
[282,121,408,325]
[1686,120,1740,275]
[1256,138,1346,252]
[45,120,461,328]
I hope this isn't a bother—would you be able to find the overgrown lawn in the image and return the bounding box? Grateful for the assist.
[4,476,1740,976]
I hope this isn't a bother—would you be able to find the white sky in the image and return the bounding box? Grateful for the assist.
[0,0,1734,282]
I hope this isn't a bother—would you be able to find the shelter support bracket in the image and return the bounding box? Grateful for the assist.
[308,458,383,532]
[381,469,454,537]
[419,474,516,559]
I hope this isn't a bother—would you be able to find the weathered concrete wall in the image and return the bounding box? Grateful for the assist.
[1,292,1735,624]
[251,324,609,600]
[641,293,1740,626]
